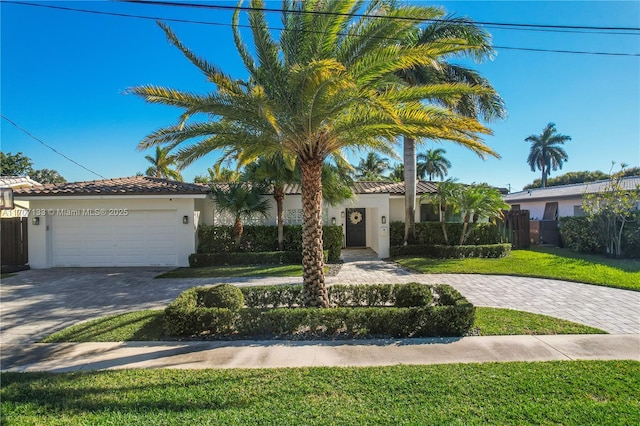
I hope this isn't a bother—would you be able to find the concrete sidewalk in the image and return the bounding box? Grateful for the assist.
[2,334,639,372]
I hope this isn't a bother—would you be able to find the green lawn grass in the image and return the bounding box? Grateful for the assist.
[156,264,308,278]
[2,361,638,425]
[395,246,640,291]
[40,307,605,343]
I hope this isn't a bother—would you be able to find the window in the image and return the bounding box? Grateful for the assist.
[573,205,584,217]
[511,204,521,211]
[420,204,439,222]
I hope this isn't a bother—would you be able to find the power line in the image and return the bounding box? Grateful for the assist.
[119,0,640,32]
[4,1,639,57]
[1,115,106,179]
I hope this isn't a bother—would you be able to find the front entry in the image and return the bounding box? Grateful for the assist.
[345,208,366,247]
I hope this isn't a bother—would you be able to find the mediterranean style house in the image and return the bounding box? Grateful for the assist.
[14,176,449,268]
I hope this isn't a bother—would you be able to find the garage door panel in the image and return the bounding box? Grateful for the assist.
[52,210,179,267]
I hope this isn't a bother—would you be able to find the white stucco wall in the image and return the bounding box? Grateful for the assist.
[22,196,202,268]
[507,196,584,220]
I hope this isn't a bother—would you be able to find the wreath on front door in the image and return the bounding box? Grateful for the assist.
[349,211,363,225]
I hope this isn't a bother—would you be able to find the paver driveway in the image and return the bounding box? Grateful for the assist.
[1,249,638,345]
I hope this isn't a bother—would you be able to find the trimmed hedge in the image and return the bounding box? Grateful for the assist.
[390,243,511,259]
[197,225,342,262]
[188,251,328,267]
[164,283,474,338]
[390,221,502,246]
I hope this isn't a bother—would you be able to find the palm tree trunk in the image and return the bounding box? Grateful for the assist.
[300,157,329,308]
[234,216,243,250]
[274,185,285,251]
[440,204,449,245]
[460,214,470,245]
[403,135,417,244]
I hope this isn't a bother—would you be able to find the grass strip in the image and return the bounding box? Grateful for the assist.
[156,264,318,278]
[40,307,605,343]
[395,246,640,291]
[2,361,638,425]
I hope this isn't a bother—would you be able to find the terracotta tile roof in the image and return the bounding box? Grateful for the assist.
[14,176,210,197]
[273,181,438,195]
[504,176,640,202]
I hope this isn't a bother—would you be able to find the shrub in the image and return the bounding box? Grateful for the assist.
[164,284,474,338]
[394,283,433,307]
[189,251,311,267]
[199,284,244,311]
[196,225,342,262]
[390,243,511,259]
[560,215,639,258]
[559,217,602,254]
[390,221,501,246]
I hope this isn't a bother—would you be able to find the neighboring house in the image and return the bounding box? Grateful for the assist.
[14,177,210,268]
[503,177,640,220]
[14,177,452,267]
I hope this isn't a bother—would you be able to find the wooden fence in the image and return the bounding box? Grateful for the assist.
[1,217,29,272]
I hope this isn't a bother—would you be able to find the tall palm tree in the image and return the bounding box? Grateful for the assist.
[130,1,494,307]
[526,123,571,188]
[417,148,452,180]
[144,146,183,181]
[210,183,270,250]
[397,14,507,244]
[355,152,389,181]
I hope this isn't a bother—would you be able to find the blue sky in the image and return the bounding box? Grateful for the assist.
[1,0,639,191]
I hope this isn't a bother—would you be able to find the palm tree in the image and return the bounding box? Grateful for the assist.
[210,183,270,250]
[130,1,494,307]
[194,164,242,184]
[526,123,571,188]
[355,152,389,181]
[457,183,509,245]
[388,163,404,182]
[397,14,507,244]
[417,148,452,180]
[144,146,183,181]
[243,156,297,251]
[421,178,461,245]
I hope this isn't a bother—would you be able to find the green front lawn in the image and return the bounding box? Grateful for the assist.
[2,361,638,424]
[156,264,308,278]
[395,246,640,291]
[40,307,605,343]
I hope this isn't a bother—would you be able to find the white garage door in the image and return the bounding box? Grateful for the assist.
[52,210,178,266]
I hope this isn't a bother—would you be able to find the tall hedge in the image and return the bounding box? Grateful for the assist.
[559,215,640,258]
[390,221,501,246]
[197,224,342,262]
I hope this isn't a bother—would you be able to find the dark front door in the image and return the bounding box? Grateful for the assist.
[345,208,366,247]
[1,217,29,272]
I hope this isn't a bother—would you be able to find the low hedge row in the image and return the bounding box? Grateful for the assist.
[390,243,512,259]
[197,225,343,262]
[164,284,474,338]
[559,215,640,258]
[188,250,328,267]
[390,221,502,246]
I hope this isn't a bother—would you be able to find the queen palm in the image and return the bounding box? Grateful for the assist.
[144,146,183,181]
[129,1,494,307]
[397,14,507,244]
[526,123,571,188]
[457,183,509,245]
[417,148,452,180]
